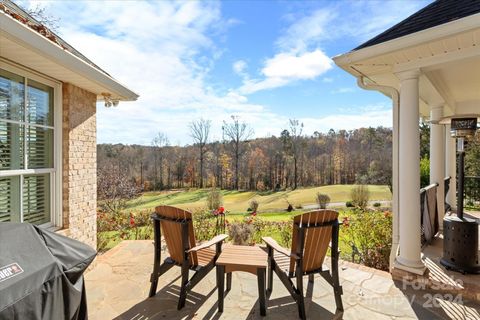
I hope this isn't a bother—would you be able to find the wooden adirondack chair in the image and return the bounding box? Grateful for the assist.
[148,205,228,310]
[262,210,343,319]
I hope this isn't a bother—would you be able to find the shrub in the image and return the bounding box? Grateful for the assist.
[286,204,294,212]
[373,202,381,208]
[96,209,154,252]
[228,223,254,245]
[206,188,223,210]
[343,209,392,271]
[278,220,293,248]
[316,193,330,209]
[192,209,218,242]
[351,185,370,210]
[420,157,430,188]
[345,201,354,208]
[249,199,259,212]
[97,209,151,233]
[226,216,293,247]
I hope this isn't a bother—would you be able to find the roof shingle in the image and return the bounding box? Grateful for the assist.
[354,0,480,51]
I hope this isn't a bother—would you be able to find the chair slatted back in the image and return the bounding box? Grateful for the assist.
[155,205,198,266]
[290,210,338,274]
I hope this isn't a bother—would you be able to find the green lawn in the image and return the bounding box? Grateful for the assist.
[126,185,391,214]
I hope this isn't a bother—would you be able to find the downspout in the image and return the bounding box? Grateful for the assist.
[357,76,400,272]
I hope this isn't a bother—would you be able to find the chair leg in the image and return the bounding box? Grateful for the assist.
[296,274,306,320]
[308,274,314,283]
[217,265,225,313]
[332,262,344,312]
[149,219,161,297]
[331,223,344,312]
[226,272,232,291]
[177,263,189,310]
[267,247,273,295]
[257,268,267,316]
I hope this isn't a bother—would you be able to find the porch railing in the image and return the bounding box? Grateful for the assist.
[420,183,439,246]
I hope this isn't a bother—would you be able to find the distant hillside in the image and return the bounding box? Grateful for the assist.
[126,185,392,213]
[98,127,393,192]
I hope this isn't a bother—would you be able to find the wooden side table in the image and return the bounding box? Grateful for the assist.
[216,245,268,316]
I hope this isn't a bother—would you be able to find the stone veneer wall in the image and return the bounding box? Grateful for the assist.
[62,83,97,249]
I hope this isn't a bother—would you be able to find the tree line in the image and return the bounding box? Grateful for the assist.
[98,118,394,192]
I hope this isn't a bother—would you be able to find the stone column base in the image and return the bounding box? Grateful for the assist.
[393,257,427,276]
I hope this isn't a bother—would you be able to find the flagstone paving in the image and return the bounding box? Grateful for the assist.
[85,241,479,320]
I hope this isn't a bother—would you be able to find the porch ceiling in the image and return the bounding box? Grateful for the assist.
[334,14,480,119]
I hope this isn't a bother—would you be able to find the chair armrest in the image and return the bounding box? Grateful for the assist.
[262,237,299,259]
[188,234,228,253]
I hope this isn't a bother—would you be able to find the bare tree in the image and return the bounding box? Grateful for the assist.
[223,116,253,190]
[97,164,142,214]
[26,5,61,32]
[189,119,211,188]
[285,119,304,189]
[151,132,169,190]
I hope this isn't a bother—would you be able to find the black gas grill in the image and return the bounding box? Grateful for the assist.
[0,223,96,320]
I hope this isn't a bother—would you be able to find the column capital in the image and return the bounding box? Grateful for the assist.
[429,103,444,110]
[396,69,421,81]
[430,104,444,121]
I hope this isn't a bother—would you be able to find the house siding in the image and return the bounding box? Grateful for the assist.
[62,83,97,249]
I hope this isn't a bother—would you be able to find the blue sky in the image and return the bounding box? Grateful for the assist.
[24,0,431,145]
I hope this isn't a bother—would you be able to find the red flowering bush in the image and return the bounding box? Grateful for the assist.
[344,209,392,271]
[193,209,219,242]
[342,216,350,227]
[212,206,225,216]
[97,209,153,252]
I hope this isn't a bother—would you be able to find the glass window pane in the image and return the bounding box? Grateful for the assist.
[0,120,24,170]
[0,176,21,222]
[0,68,24,121]
[23,174,50,225]
[27,79,53,126]
[27,126,53,169]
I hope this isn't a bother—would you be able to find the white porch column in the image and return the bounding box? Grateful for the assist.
[430,105,445,230]
[394,70,426,275]
[445,124,457,210]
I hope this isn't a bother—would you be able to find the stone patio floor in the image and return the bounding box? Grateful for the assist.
[85,241,479,320]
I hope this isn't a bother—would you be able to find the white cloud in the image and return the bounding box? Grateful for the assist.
[276,9,334,53]
[24,0,417,145]
[233,60,248,77]
[233,1,427,95]
[322,77,334,83]
[32,1,272,144]
[263,50,332,80]
[239,50,332,94]
[231,6,339,95]
[300,108,392,134]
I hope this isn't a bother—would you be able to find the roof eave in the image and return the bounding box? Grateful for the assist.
[333,12,480,74]
[0,12,139,102]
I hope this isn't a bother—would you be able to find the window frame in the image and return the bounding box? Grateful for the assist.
[0,59,63,229]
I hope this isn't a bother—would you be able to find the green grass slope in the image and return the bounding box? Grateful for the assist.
[126,185,391,214]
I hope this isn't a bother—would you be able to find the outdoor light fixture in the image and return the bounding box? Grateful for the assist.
[440,115,480,274]
[102,93,120,108]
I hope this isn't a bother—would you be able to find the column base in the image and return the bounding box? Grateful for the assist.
[394,256,426,275]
